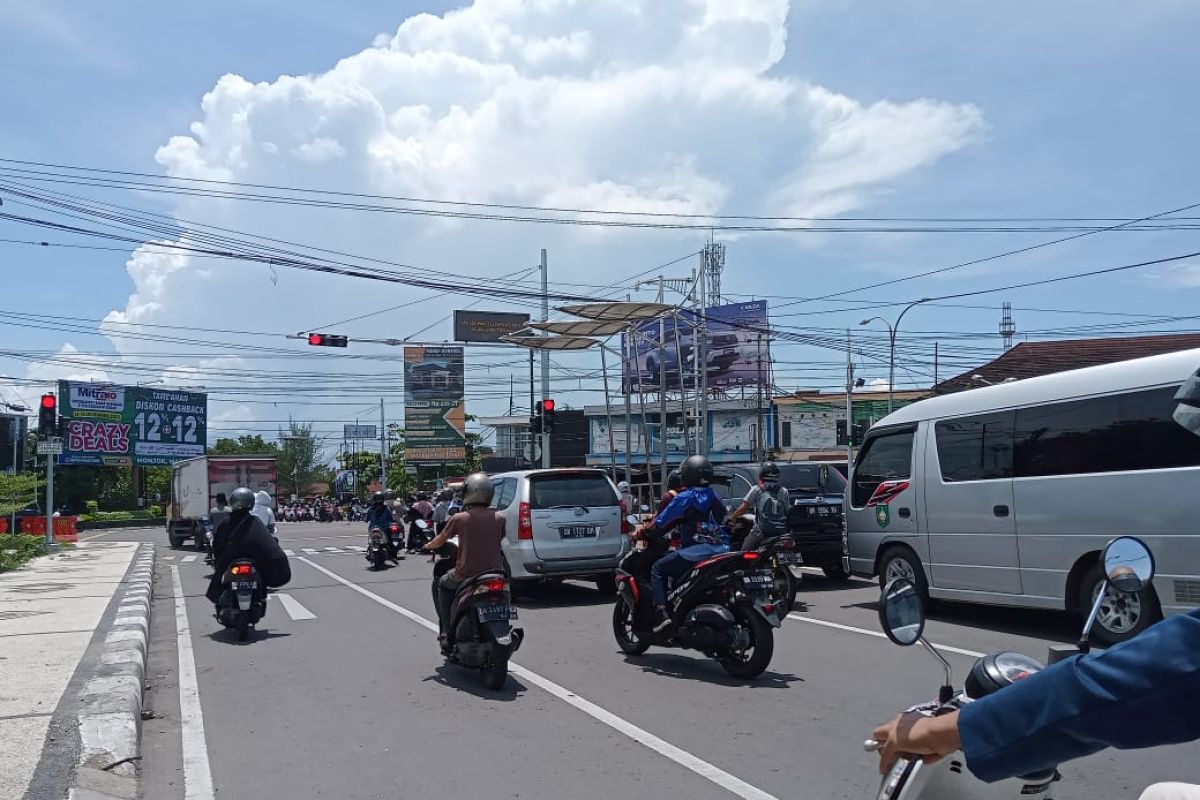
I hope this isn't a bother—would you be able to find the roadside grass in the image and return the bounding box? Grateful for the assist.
[0,535,73,572]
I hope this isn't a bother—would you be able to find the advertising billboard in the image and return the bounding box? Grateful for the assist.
[403,346,466,463]
[453,310,530,343]
[622,301,769,392]
[58,381,208,466]
[343,424,377,440]
[334,469,357,496]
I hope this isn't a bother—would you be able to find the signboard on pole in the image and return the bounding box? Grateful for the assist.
[57,381,208,466]
[334,469,357,495]
[343,424,377,440]
[403,346,466,463]
[622,300,770,392]
[453,310,530,343]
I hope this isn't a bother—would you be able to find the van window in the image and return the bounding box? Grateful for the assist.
[852,427,916,507]
[935,412,1014,482]
[490,478,517,509]
[1014,386,1200,477]
[528,473,618,509]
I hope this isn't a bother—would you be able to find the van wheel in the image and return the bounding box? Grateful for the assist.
[1079,562,1160,646]
[168,532,185,549]
[878,546,929,604]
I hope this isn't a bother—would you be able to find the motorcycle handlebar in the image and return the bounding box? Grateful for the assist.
[863,739,883,752]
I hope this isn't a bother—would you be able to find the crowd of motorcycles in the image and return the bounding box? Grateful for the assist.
[198,498,1159,799]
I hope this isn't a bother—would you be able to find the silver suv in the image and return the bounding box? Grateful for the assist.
[489,468,627,594]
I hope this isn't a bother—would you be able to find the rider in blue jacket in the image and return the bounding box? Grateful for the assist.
[365,491,393,531]
[872,373,1200,800]
[646,455,728,633]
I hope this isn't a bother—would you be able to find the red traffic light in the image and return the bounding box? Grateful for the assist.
[306,333,348,348]
[40,394,56,409]
[308,333,322,346]
[541,398,555,413]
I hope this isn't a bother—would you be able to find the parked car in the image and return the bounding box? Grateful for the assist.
[713,462,849,579]
[488,468,629,594]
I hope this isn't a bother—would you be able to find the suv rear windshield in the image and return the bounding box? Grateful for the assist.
[778,465,846,493]
[528,473,618,509]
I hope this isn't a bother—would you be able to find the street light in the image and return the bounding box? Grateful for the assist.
[2,403,28,537]
[859,297,932,415]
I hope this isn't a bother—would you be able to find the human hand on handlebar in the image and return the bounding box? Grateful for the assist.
[870,710,962,775]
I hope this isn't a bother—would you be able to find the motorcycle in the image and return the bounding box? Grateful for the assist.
[431,542,524,690]
[366,527,389,571]
[202,517,215,566]
[865,535,1156,799]
[387,522,406,561]
[214,558,267,642]
[613,516,783,679]
[407,516,431,553]
[729,516,803,615]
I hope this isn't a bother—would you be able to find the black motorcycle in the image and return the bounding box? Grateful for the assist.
[431,543,524,690]
[387,522,406,561]
[214,558,267,642]
[366,527,389,570]
[613,533,782,679]
[728,517,802,614]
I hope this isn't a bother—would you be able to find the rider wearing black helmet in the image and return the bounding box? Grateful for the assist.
[423,472,508,652]
[728,461,791,551]
[206,486,291,605]
[365,490,398,559]
[639,455,728,632]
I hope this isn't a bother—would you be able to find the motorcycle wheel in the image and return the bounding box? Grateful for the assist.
[372,551,386,571]
[719,609,774,680]
[236,617,249,642]
[773,562,797,614]
[612,597,651,655]
[481,659,508,690]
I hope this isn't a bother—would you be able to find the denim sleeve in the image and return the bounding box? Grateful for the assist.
[959,609,1200,782]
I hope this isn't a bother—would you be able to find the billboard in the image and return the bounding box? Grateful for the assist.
[58,381,208,466]
[454,310,530,343]
[622,301,770,392]
[334,469,357,495]
[404,346,466,463]
[343,424,377,440]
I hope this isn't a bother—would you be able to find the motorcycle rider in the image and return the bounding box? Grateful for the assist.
[871,371,1200,800]
[727,462,790,552]
[208,492,231,533]
[251,491,277,538]
[658,470,682,510]
[643,455,728,632]
[617,480,636,516]
[422,473,507,653]
[206,487,291,605]
[432,489,453,534]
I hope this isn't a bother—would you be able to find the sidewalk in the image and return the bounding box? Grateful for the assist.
[0,540,152,800]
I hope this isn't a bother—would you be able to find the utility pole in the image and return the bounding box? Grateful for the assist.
[379,398,387,490]
[698,252,709,457]
[44,445,55,550]
[657,276,668,487]
[845,329,854,468]
[540,248,551,469]
[623,332,633,485]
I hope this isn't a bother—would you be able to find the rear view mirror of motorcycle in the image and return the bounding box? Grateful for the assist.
[880,579,956,703]
[1059,535,1156,662]
[625,514,640,528]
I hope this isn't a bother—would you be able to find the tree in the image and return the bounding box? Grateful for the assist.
[277,420,326,499]
[209,435,279,456]
[0,472,40,516]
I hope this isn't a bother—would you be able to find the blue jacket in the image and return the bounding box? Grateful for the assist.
[653,487,727,548]
[959,608,1200,782]
[365,504,393,531]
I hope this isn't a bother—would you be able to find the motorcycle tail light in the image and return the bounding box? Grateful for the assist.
[485,578,507,593]
[230,564,253,576]
[742,551,760,562]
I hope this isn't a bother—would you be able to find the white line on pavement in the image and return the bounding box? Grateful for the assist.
[283,549,296,557]
[170,566,215,800]
[347,545,366,552]
[298,557,778,800]
[181,555,197,564]
[161,555,175,561]
[275,593,317,621]
[301,548,319,554]
[324,547,343,553]
[787,614,985,658]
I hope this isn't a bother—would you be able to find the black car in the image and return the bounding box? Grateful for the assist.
[712,462,849,580]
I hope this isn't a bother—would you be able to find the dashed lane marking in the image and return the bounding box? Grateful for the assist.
[275,593,317,621]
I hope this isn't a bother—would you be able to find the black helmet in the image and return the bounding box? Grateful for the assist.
[666,470,682,491]
[371,491,385,505]
[760,462,781,485]
[679,455,713,488]
[461,472,494,506]
[384,490,397,501]
[229,487,255,511]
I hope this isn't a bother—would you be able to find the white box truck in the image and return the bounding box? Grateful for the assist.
[168,456,278,547]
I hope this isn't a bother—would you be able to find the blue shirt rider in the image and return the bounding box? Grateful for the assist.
[648,455,728,633]
[365,491,394,532]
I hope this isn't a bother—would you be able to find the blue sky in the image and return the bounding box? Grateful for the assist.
[1,0,1198,441]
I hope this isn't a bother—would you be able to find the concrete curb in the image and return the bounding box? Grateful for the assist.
[68,543,154,800]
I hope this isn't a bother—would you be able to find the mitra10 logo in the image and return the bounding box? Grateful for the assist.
[69,383,126,413]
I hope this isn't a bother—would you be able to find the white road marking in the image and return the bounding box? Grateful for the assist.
[275,593,317,621]
[283,549,296,557]
[787,614,985,658]
[298,557,778,800]
[301,548,319,554]
[170,566,215,800]
[181,555,198,564]
[161,555,175,561]
[347,545,366,552]
[323,547,342,553]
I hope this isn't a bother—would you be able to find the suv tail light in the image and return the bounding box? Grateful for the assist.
[517,501,533,540]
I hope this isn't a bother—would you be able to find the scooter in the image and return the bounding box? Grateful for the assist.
[202,518,215,566]
[865,535,1157,799]
[431,541,524,690]
[387,522,406,561]
[366,527,389,571]
[214,558,267,642]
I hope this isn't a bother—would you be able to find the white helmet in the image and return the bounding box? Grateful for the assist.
[617,481,631,493]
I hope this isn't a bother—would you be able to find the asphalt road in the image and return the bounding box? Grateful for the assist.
[88,523,1200,800]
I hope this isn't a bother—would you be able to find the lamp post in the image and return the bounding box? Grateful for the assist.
[859,298,932,415]
[3,402,28,536]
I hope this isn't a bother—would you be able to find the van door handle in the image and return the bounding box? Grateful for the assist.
[897,507,912,519]
[993,505,1010,517]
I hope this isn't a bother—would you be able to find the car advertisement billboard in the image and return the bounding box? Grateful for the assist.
[57,381,208,466]
[622,300,769,392]
[403,346,467,463]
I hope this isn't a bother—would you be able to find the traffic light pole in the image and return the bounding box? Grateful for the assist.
[44,446,55,550]
[845,329,854,468]
[540,249,551,469]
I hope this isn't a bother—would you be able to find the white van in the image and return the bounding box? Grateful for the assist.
[846,348,1200,645]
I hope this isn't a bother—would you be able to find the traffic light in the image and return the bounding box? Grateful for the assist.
[307,333,348,348]
[540,398,556,433]
[529,414,542,435]
[38,394,57,437]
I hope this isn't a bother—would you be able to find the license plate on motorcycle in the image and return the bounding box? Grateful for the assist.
[560,526,597,539]
[233,581,257,590]
[776,552,801,565]
[477,604,517,622]
[742,573,772,587]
